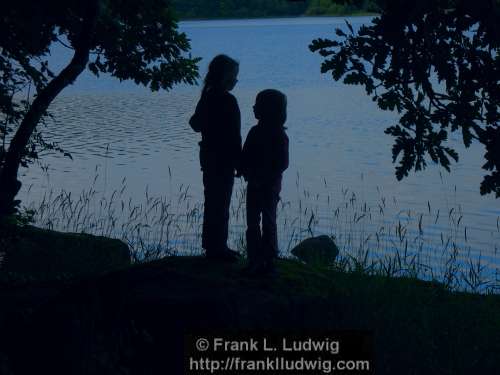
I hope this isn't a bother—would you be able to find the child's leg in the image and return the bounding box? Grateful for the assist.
[218,172,234,251]
[245,183,262,264]
[261,186,280,262]
[202,170,234,253]
[202,171,217,252]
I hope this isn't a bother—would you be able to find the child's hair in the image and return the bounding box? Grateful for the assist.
[202,54,239,95]
[254,89,287,128]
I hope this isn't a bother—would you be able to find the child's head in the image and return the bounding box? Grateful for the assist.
[254,89,287,127]
[203,54,239,93]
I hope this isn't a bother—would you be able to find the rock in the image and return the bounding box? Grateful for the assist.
[1,224,130,279]
[291,235,339,266]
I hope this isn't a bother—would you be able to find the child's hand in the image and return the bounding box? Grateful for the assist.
[235,170,248,181]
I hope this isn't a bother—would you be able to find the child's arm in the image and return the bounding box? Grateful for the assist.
[230,97,242,173]
[239,126,258,180]
[236,137,247,179]
[238,128,250,179]
[189,97,205,133]
[277,132,289,173]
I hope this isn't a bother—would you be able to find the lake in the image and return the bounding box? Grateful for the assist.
[18,17,499,291]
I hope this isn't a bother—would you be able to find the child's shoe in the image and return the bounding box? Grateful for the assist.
[259,259,277,277]
[241,259,276,277]
[206,249,240,262]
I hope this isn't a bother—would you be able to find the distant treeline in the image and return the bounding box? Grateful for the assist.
[171,0,380,19]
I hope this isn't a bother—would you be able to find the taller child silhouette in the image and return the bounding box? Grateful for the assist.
[189,54,242,261]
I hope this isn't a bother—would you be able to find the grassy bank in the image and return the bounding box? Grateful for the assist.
[1,253,499,374]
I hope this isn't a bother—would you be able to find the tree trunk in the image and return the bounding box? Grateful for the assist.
[0,1,100,218]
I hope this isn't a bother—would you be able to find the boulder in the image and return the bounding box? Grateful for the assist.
[1,223,130,279]
[291,235,339,266]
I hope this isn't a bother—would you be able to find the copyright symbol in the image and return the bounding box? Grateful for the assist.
[196,338,209,351]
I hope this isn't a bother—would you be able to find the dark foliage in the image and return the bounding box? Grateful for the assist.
[0,0,200,216]
[310,0,500,196]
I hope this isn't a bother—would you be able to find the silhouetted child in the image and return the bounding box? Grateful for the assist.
[189,54,242,262]
[240,89,289,275]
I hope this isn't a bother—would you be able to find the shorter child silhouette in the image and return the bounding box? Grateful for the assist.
[240,89,289,276]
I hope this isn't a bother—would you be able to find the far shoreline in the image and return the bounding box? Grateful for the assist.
[177,13,380,23]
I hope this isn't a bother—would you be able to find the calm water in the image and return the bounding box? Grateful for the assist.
[18,17,499,288]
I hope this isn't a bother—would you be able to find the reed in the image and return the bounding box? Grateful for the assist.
[23,173,500,294]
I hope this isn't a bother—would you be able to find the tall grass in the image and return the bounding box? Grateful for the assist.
[23,173,500,294]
